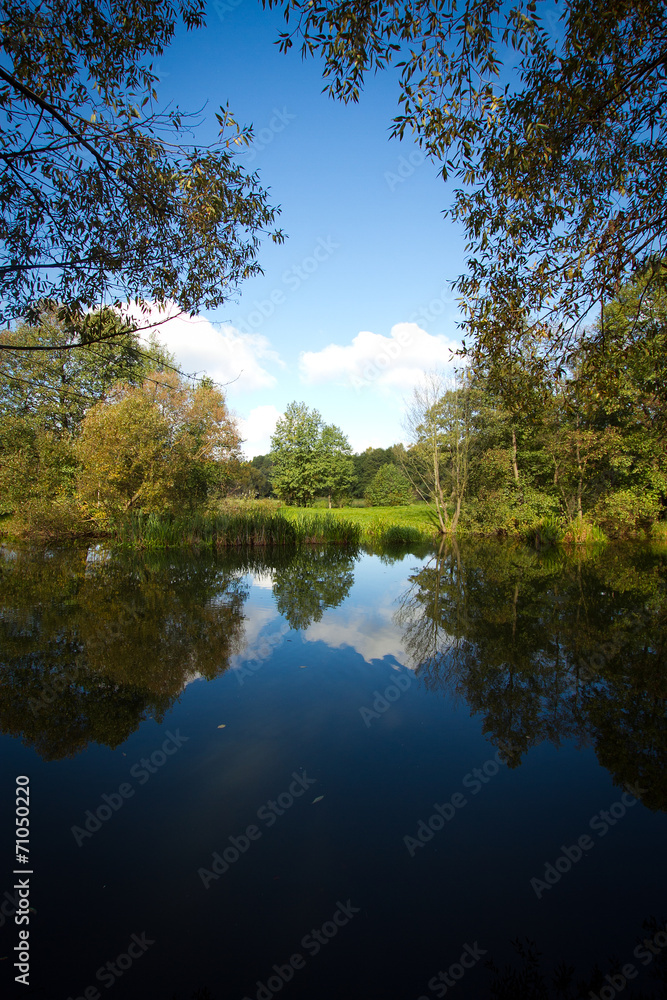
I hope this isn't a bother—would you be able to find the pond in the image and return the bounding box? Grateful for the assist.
[0,540,666,999]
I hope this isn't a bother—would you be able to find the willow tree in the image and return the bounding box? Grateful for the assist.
[266,0,667,377]
[404,372,474,534]
[0,0,284,333]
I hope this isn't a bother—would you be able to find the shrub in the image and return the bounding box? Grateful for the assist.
[0,417,82,534]
[562,517,607,545]
[523,515,564,547]
[461,483,560,535]
[592,488,662,537]
[365,464,413,506]
[651,521,667,544]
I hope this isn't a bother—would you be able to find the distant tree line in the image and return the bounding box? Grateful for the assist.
[1,272,665,538]
[0,307,414,536]
[0,306,245,534]
[249,438,411,505]
[253,271,667,538]
[403,271,667,538]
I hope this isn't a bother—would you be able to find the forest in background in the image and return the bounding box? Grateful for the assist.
[0,271,665,543]
[1,1,666,546]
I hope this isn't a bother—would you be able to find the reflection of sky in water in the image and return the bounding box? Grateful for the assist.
[234,551,422,671]
[0,543,665,1000]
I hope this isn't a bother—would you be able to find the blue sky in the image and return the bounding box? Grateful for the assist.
[144,2,466,455]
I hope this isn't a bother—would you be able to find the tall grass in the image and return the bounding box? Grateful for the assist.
[281,504,437,546]
[522,515,564,547]
[286,512,362,545]
[110,511,361,549]
[562,517,607,545]
[362,521,430,547]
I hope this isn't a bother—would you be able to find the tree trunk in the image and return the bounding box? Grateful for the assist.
[433,443,448,533]
[450,494,463,534]
[576,435,583,519]
[511,426,520,484]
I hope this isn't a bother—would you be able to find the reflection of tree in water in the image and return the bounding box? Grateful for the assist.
[585,652,667,813]
[0,545,249,759]
[483,916,667,999]
[271,546,356,631]
[396,540,667,804]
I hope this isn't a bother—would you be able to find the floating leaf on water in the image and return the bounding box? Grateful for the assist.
[312,795,324,804]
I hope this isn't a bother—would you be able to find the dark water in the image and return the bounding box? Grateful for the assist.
[0,539,666,1000]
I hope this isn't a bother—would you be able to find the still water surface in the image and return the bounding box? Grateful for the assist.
[0,540,666,999]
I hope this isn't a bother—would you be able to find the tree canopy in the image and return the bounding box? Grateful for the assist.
[269,401,355,505]
[0,307,242,530]
[76,370,241,520]
[266,0,667,373]
[0,305,171,432]
[0,0,284,328]
[365,463,413,506]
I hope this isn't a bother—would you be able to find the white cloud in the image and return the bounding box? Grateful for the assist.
[304,612,412,668]
[123,301,283,392]
[230,605,288,673]
[299,322,459,392]
[239,405,281,457]
[300,572,415,667]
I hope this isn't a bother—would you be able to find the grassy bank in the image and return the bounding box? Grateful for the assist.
[281,503,438,534]
[108,510,362,549]
[110,506,438,550]
[3,499,664,549]
[281,503,438,547]
[0,500,439,549]
[285,504,667,547]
